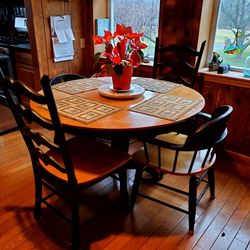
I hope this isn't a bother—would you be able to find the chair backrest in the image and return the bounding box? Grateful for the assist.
[49,73,85,85]
[1,75,78,185]
[184,105,233,150]
[152,38,206,88]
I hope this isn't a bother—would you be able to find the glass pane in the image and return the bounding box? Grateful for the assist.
[110,0,160,59]
[213,0,250,69]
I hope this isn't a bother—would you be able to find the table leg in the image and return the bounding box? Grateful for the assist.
[111,137,130,152]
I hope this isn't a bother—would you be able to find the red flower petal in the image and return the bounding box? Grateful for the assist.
[93,35,103,44]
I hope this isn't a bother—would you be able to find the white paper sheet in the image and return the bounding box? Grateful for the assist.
[50,15,75,42]
[50,15,75,62]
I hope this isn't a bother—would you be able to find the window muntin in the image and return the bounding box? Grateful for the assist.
[212,0,250,69]
[109,0,160,59]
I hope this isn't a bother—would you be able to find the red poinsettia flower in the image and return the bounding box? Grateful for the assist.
[92,23,148,76]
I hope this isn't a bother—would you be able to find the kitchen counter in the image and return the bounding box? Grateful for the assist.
[10,43,31,50]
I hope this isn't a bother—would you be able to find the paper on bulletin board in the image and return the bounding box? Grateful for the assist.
[50,15,75,62]
[52,37,74,62]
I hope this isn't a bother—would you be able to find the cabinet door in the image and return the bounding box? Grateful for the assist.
[14,50,36,90]
[15,63,36,89]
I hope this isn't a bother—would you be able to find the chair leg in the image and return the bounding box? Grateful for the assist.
[118,168,129,211]
[34,176,42,219]
[188,175,197,233]
[208,167,215,199]
[71,191,80,250]
[130,163,144,209]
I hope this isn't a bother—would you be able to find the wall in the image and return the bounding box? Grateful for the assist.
[158,0,203,49]
[25,0,93,90]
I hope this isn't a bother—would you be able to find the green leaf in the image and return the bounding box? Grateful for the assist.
[138,50,144,62]
[113,64,124,78]
[93,52,102,67]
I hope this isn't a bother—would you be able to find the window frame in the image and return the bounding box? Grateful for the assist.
[108,0,160,61]
[207,0,245,72]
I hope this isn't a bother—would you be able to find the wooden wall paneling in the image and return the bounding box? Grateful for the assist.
[199,73,250,157]
[199,80,219,114]
[24,0,47,90]
[25,0,94,83]
[185,0,204,49]
[65,0,85,76]
[216,85,250,156]
[159,1,178,45]
[79,0,94,77]
[159,0,203,49]
[41,0,70,77]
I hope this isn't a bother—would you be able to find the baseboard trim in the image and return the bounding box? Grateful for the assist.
[223,150,250,179]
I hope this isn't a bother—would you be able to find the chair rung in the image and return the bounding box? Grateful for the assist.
[138,192,189,214]
[42,200,71,224]
[42,180,69,202]
[196,183,209,204]
[197,170,209,185]
[154,182,189,196]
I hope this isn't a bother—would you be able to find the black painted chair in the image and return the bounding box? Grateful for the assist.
[131,105,233,233]
[1,75,132,249]
[49,73,85,85]
[153,38,206,88]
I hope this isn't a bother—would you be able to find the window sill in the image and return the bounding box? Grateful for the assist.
[199,67,250,89]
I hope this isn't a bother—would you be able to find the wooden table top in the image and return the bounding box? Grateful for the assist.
[31,77,205,137]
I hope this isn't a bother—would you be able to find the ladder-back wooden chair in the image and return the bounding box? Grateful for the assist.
[131,105,233,233]
[153,38,206,88]
[1,75,132,249]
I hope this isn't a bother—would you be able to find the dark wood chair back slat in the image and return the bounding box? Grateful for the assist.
[49,73,85,85]
[184,105,233,150]
[153,37,206,88]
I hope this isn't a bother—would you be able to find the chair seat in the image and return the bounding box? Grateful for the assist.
[132,132,216,176]
[40,136,131,184]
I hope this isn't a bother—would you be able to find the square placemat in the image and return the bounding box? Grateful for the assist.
[52,78,108,94]
[131,78,181,93]
[129,94,202,120]
[43,96,122,123]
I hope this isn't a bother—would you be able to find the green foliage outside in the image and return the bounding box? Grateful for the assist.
[214,29,250,68]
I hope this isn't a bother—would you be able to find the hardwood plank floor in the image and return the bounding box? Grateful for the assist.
[0,130,249,250]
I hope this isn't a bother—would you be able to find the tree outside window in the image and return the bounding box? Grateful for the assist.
[110,0,160,59]
[213,0,250,68]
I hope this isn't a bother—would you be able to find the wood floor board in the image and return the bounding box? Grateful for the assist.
[234,210,250,245]
[195,178,248,249]
[228,238,248,250]
[210,188,250,250]
[175,170,244,250]
[0,128,250,249]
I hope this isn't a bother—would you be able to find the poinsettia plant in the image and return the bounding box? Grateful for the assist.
[93,23,148,77]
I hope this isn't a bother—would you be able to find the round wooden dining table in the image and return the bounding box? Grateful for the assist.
[31,77,205,152]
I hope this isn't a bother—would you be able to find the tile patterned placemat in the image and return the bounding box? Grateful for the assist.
[52,78,108,94]
[131,77,181,93]
[129,94,202,121]
[43,96,122,124]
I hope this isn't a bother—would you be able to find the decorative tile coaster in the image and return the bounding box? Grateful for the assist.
[52,78,108,94]
[131,77,181,93]
[129,94,202,121]
[43,96,122,123]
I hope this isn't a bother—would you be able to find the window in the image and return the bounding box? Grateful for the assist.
[212,0,250,69]
[109,0,160,59]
